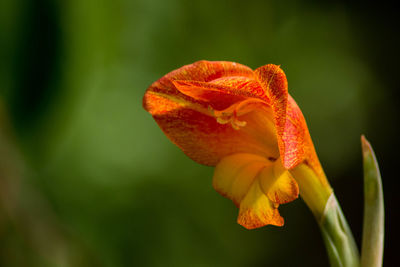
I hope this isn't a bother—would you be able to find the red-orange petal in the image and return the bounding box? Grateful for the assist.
[172,80,248,110]
[144,92,279,165]
[173,77,267,105]
[254,65,324,179]
[143,60,254,111]
[143,61,280,166]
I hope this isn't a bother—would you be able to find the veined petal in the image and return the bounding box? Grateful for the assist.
[145,96,279,165]
[172,77,267,110]
[143,61,280,166]
[286,96,326,180]
[144,87,279,166]
[172,80,247,110]
[144,60,254,109]
[254,64,325,180]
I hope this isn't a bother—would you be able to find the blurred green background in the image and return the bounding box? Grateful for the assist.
[1,0,398,266]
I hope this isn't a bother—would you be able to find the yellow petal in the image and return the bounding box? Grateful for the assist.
[213,153,285,229]
[213,153,300,229]
[213,153,268,206]
[237,179,284,229]
[259,160,299,204]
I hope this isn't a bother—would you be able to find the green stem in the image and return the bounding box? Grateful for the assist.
[319,193,360,267]
[291,164,360,266]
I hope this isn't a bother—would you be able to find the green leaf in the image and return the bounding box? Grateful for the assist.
[361,135,384,267]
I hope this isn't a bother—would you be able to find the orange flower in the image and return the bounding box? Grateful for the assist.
[143,61,332,229]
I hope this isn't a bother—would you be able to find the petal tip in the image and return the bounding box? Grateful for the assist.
[254,64,288,96]
[237,208,284,229]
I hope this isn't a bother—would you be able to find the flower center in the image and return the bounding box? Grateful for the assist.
[211,98,268,130]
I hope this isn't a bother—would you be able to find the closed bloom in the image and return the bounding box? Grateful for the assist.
[143,61,332,229]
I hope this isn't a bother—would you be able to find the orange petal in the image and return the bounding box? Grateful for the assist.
[144,74,280,166]
[259,160,299,204]
[172,80,248,110]
[286,96,326,180]
[172,77,267,110]
[144,93,279,165]
[144,60,254,110]
[254,65,324,179]
[237,179,284,229]
[213,153,270,206]
[143,61,280,166]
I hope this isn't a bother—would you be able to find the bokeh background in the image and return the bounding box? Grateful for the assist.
[1,0,399,266]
